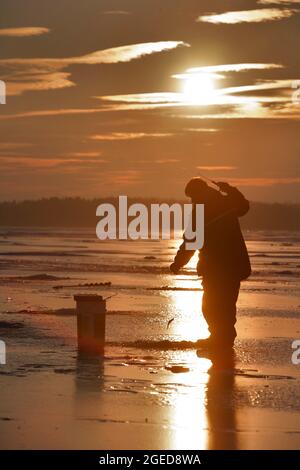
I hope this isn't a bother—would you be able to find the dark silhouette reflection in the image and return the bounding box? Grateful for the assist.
[73,354,106,424]
[205,351,238,450]
[75,353,105,395]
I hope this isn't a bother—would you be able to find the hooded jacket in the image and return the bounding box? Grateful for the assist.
[174,185,251,281]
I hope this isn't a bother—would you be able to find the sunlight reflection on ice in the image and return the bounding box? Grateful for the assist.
[171,289,209,341]
[169,251,209,342]
[170,357,211,450]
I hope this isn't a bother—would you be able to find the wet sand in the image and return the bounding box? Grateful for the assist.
[0,228,300,449]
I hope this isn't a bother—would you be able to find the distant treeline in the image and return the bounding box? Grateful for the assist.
[0,197,299,231]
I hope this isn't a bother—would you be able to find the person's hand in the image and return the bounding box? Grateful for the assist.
[170,263,180,275]
[215,181,232,193]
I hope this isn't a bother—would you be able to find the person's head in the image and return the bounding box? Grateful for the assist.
[185,177,212,202]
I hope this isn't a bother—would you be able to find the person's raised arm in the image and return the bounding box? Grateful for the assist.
[215,182,250,217]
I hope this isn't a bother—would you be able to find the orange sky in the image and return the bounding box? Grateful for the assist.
[0,0,299,202]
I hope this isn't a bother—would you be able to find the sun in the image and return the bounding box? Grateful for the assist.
[183,73,215,104]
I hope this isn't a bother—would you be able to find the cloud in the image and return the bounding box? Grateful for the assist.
[138,158,180,164]
[69,42,188,65]
[197,166,237,171]
[226,178,300,187]
[6,72,74,96]
[91,132,173,141]
[96,92,182,104]
[92,64,291,115]
[172,107,300,120]
[0,142,33,149]
[1,41,187,67]
[101,170,142,186]
[1,63,298,121]
[102,11,131,15]
[154,159,180,164]
[184,128,219,133]
[0,154,107,169]
[0,90,297,122]
[1,41,188,96]
[0,108,104,120]
[216,79,295,95]
[98,79,294,107]
[259,0,300,4]
[174,63,283,77]
[0,27,50,37]
[67,152,103,158]
[197,8,297,24]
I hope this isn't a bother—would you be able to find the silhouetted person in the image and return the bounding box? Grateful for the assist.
[171,178,251,351]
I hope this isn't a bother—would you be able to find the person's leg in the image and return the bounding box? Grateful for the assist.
[201,277,240,348]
